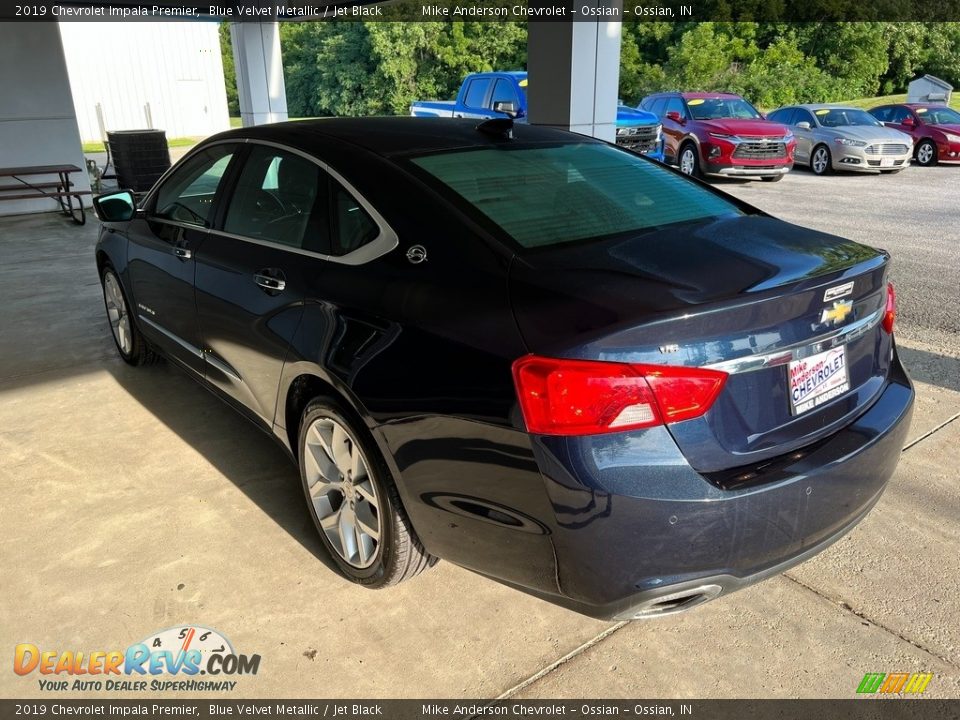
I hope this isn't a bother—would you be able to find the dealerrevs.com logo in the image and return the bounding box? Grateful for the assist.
[13,625,260,692]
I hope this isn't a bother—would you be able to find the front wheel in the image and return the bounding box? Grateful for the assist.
[298,398,436,587]
[101,267,157,366]
[810,145,832,176]
[915,140,938,167]
[678,143,701,178]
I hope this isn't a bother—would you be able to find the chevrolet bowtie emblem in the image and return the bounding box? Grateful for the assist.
[820,300,853,326]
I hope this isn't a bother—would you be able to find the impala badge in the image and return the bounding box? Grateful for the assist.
[406,245,427,264]
[820,300,853,326]
[823,281,854,302]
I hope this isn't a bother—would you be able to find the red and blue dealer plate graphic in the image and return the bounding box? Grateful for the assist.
[789,346,850,415]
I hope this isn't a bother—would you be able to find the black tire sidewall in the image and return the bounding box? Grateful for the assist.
[297,399,397,585]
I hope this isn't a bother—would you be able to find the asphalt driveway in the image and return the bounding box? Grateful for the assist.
[1,164,958,699]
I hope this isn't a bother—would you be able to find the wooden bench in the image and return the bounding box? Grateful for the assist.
[0,164,91,225]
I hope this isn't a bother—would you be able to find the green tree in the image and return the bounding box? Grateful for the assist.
[218,23,239,116]
[793,22,889,98]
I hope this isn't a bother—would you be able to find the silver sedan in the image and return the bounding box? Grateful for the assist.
[768,104,914,175]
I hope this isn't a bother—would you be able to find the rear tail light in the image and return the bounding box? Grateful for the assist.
[511,355,727,436]
[882,282,896,334]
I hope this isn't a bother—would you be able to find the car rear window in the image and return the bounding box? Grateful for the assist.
[410,143,742,248]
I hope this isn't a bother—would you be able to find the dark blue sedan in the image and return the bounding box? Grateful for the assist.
[92,118,913,619]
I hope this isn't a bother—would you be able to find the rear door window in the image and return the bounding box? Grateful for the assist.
[330,180,380,257]
[411,142,742,249]
[767,108,795,125]
[889,107,913,124]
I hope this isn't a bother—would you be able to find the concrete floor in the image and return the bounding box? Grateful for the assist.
[1,167,959,699]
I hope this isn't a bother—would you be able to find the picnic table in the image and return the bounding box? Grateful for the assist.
[0,164,91,225]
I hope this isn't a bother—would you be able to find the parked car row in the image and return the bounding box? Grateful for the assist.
[411,73,960,183]
[637,91,960,180]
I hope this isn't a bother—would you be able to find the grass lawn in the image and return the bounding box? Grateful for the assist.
[841,92,960,111]
[81,136,203,154]
[82,118,314,154]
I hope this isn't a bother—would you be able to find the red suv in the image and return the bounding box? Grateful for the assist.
[869,103,960,166]
[640,92,796,182]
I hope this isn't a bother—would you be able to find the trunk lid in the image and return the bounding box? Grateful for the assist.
[509,214,892,472]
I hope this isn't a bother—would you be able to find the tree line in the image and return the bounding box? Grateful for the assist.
[220,22,960,117]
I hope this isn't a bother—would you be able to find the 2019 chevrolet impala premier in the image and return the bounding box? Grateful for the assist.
[93,117,913,620]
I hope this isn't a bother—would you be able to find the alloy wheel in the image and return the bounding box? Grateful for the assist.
[679,147,697,175]
[917,142,935,166]
[812,147,830,175]
[303,417,381,568]
[103,271,132,355]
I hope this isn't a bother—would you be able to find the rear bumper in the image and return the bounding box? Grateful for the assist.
[529,350,914,620]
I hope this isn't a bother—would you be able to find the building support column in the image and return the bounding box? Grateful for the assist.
[230,22,288,127]
[526,8,623,142]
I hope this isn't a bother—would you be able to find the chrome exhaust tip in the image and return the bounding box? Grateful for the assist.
[621,583,723,620]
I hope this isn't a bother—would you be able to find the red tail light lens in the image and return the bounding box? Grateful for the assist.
[511,355,727,436]
[882,282,896,334]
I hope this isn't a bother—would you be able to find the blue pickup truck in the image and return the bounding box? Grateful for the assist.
[410,71,664,160]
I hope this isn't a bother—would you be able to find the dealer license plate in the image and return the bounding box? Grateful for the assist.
[788,346,850,415]
[881,157,894,168]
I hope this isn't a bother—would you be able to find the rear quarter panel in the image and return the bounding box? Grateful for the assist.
[272,146,564,593]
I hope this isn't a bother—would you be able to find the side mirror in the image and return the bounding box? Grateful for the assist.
[665,111,684,124]
[493,101,518,118]
[902,117,916,127]
[92,190,137,223]
[796,121,811,130]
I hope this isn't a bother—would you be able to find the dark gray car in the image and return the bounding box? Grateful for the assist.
[769,105,913,175]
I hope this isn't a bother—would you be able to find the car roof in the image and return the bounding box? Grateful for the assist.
[202,117,588,158]
[790,104,864,112]
[680,92,743,99]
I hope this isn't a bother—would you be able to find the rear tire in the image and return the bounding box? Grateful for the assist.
[100,267,158,366]
[915,139,937,167]
[298,397,436,587]
[677,143,701,178]
[810,145,832,176]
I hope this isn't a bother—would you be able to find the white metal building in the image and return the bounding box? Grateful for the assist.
[60,21,231,142]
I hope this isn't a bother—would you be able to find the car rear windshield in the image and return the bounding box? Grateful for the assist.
[410,143,742,249]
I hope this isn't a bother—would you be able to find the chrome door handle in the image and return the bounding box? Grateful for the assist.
[254,274,285,292]
[172,247,192,260]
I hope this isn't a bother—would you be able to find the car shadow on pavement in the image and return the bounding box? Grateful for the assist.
[897,345,960,394]
[107,359,343,575]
